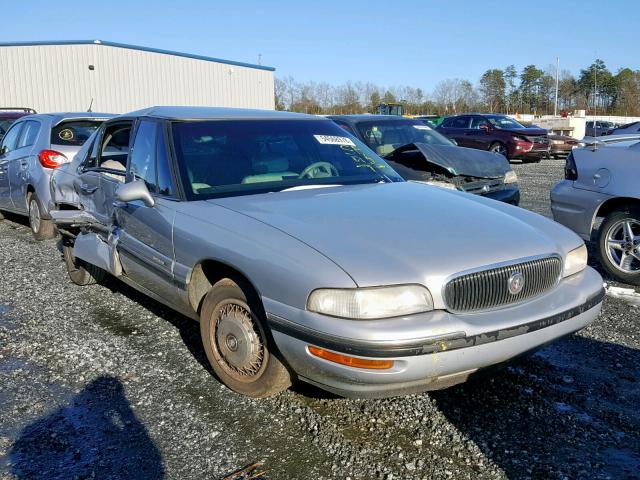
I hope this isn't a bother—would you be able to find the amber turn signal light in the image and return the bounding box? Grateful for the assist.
[307,346,394,370]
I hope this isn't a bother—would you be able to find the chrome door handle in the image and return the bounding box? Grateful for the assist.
[80,184,98,194]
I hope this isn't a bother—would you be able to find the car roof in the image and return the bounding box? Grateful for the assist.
[117,106,321,121]
[327,114,420,124]
[19,112,115,122]
[0,111,32,119]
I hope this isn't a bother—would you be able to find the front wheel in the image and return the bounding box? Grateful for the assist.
[28,193,56,240]
[598,208,640,285]
[200,278,292,397]
[489,142,509,159]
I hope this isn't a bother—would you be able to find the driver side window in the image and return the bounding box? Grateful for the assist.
[470,117,490,129]
[128,120,157,191]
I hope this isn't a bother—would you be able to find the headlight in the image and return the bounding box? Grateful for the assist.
[504,170,518,184]
[307,285,434,319]
[563,244,588,277]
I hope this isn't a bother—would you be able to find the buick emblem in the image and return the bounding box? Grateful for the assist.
[508,272,524,295]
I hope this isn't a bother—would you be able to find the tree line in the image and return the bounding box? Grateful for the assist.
[275,59,640,117]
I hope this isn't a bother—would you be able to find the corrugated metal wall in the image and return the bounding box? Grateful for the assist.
[0,43,275,113]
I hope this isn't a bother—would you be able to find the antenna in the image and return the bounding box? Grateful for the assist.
[87,98,94,113]
[554,57,559,116]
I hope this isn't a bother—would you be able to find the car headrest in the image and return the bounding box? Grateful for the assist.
[252,154,289,173]
[376,144,396,156]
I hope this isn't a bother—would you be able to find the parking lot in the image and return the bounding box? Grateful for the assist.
[0,159,639,480]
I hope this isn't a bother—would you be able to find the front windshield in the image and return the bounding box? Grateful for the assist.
[171,119,403,200]
[356,120,453,156]
[486,115,526,130]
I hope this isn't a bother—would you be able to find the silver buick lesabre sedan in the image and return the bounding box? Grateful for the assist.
[50,107,604,398]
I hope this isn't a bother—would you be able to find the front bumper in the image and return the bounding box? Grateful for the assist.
[264,267,603,398]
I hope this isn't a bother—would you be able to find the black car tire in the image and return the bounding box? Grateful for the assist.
[598,208,640,286]
[489,142,509,160]
[28,193,56,240]
[200,277,292,398]
[62,238,106,286]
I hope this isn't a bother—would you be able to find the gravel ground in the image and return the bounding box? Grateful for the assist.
[1,159,639,480]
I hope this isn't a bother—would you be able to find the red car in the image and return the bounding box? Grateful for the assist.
[436,113,550,162]
[0,107,36,141]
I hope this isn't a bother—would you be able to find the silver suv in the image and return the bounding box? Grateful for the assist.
[551,139,640,285]
[0,112,112,239]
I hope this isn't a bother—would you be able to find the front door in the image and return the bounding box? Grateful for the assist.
[114,119,178,296]
[468,116,493,150]
[0,122,24,210]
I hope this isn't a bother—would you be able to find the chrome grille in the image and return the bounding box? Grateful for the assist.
[524,135,549,145]
[444,256,562,312]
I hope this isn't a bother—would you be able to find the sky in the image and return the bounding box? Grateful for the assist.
[2,0,638,91]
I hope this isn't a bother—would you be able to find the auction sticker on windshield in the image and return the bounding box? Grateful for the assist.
[413,125,432,131]
[314,134,356,147]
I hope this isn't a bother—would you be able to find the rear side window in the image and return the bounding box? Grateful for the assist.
[17,121,40,148]
[51,120,103,147]
[448,116,470,128]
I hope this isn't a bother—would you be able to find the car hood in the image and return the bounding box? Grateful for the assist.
[211,182,579,289]
[387,143,511,178]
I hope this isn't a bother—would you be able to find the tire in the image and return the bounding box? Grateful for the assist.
[598,208,640,286]
[62,238,106,286]
[27,193,56,240]
[200,278,292,398]
[489,142,509,160]
[0,210,4,221]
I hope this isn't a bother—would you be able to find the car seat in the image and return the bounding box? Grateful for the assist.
[241,154,298,184]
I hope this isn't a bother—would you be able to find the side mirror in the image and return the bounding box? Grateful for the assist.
[116,180,155,208]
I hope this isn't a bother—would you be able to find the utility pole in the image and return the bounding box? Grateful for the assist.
[554,57,559,116]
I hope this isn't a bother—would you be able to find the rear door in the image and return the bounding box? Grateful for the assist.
[73,121,132,224]
[9,120,41,213]
[440,116,472,147]
[114,119,178,295]
[0,122,24,209]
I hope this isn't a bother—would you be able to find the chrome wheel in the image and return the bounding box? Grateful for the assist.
[605,219,640,273]
[29,198,41,233]
[211,300,266,381]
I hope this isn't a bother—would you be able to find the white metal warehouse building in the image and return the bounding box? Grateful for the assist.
[0,40,275,113]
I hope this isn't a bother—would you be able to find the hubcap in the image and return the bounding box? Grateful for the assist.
[212,301,266,380]
[605,219,640,273]
[492,144,507,157]
[29,199,41,233]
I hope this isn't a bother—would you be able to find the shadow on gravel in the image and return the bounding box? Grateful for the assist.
[431,335,640,479]
[99,278,216,376]
[9,376,164,479]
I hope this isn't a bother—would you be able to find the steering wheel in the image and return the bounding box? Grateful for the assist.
[299,162,339,179]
